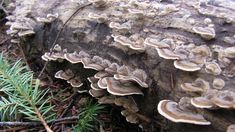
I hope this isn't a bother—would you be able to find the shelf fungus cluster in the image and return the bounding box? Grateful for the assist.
[7,0,235,131]
[42,44,150,124]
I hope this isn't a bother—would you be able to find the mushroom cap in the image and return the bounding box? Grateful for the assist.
[121,110,139,124]
[211,91,235,108]
[67,77,83,87]
[89,89,106,98]
[114,97,139,112]
[181,78,210,92]
[101,59,111,68]
[97,77,108,89]
[205,62,222,75]
[55,70,74,80]
[105,77,144,96]
[109,22,131,30]
[114,74,148,88]
[18,30,35,37]
[117,65,131,76]
[42,52,58,61]
[224,47,235,58]
[88,0,107,7]
[90,83,103,90]
[65,51,90,63]
[227,124,235,132]
[98,95,115,104]
[88,12,107,23]
[158,100,211,125]
[81,57,104,71]
[174,60,202,71]
[64,52,82,63]
[192,26,215,40]
[144,37,170,48]
[213,78,225,89]
[191,96,214,109]
[191,45,211,57]
[94,71,112,79]
[128,8,144,15]
[51,52,65,60]
[156,48,180,60]
[87,77,99,84]
[114,35,134,46]
[105,63,119,74]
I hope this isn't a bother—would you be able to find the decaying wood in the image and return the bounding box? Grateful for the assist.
[5,0,235,131]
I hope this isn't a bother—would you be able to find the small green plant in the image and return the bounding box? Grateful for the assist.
[0,54,55,131]
[73,99,104,132]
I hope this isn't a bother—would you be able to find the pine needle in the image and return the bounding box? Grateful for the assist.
[0,54,55,131]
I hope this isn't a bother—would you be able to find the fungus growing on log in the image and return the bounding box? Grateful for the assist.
[174,60,202,71]
[212,78,225,90]
[105,77,144,96]
[181,78,210,93]
[227,124,235,132]
[114,69,148,88]
[205,62,222,75]
[64,51,87,64]
[55,70,74,80]
[158,100,211,125]
[114,97,139,112]
[192,26,216,40]
[211,91,235,109]
[98,95,115,104]
[89,89,106,98]
[8,0,235,131]
[67,77,83,87]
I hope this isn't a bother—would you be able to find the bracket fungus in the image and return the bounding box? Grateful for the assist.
[105,77,144,96]
[114,97,139,112]
[67,77,83,87]
[88,12,108,23]
[98,95,115,104]
[205,62,222,75]
[114,69,148,88]
[89,89,107,98]
[109,22,131,30]
[55,70,74,80]
[211,91,235,109]
[192,26,216,40]
[212,78,225,90]
[174,60,202,72]
[64,51,90,64]
[227,124,235,132]
[191,96,214,109]
[181,78,210,93]
[158,100,211,125]
[88,0,108,8]
[113,35,146,52]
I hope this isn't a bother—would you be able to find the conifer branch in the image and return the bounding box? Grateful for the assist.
[0,54,55,131]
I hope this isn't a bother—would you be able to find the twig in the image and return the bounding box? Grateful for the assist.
[37,2,92,79]
[0,116,79,127]
[0,126,26,132]
[34,107,53,132]
[16,42,31,70]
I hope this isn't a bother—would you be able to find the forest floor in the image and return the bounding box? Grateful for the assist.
[0,8,142,132]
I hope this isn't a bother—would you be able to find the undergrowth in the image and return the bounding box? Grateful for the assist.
[0,54,105,131]
[73,99,105,132]
[0,54,55,130]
